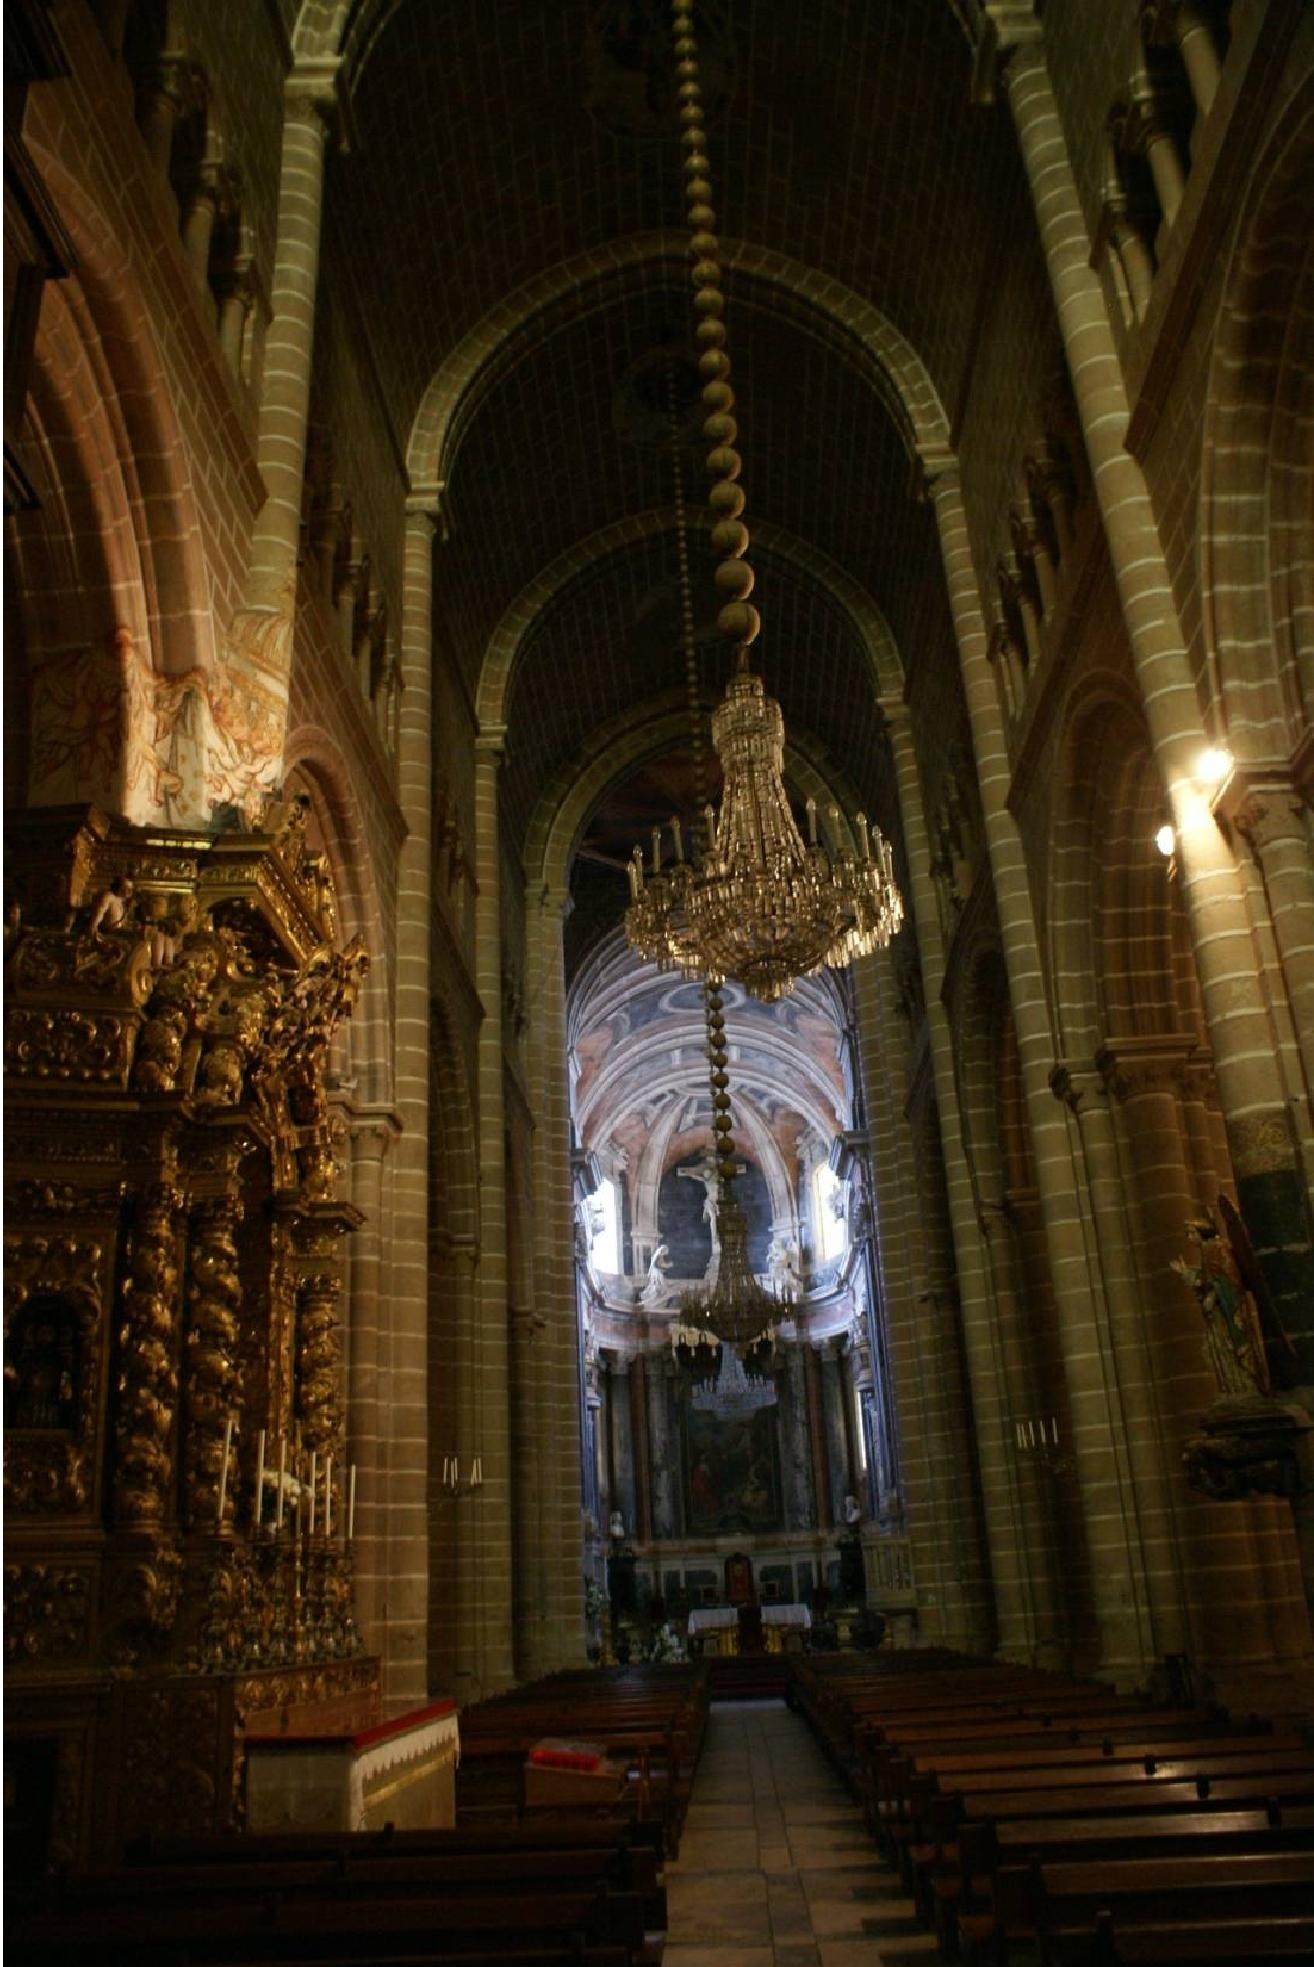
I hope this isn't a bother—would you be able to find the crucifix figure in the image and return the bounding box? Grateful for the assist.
[677,1145,746,1282]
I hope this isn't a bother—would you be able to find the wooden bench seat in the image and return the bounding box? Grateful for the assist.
[960,1849,1314,1967]
[8,1878,649,1966]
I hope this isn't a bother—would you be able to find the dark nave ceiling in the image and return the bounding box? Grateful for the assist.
[327,1,1013,938]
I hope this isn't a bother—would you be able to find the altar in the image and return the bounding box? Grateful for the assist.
[686,1602,811,1656]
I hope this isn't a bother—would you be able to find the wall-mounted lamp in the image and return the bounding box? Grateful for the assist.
[1155,823,1176,858]
[441,1454,483,1499]
[1196,745,1233,786]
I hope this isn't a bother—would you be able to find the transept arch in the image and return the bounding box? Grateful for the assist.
[405,236,949,493]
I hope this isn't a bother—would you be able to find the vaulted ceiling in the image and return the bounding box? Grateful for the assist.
[321,0,1020,959]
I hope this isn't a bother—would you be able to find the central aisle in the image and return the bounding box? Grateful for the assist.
[666,1699,938,1967]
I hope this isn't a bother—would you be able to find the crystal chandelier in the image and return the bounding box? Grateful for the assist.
[624,0,904,1005]
[690,1342,778,1421]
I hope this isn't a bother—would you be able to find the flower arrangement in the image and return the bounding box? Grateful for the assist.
[583,1579,607,1622]
[645,1621,684,1664]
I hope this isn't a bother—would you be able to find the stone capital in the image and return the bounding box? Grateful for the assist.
[1096,1033,1198,1104]
[919,449,960,500]
[405,481,445,535]
[1215,767,1309,854]
[475,722,507,761]
[284,57,346,137]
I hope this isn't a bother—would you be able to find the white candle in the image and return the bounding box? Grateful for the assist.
[671,815,683,862]
[324,1456,332,1538]
[308,1450,317,1536]
[348,1464,357,1542]
[1027,1420,1037,1446]
[1015,1422,1024,1448]
[1051,1416,1060,1445]
[217,1415,234,1522]
[855,813,870,859]
[276,1437,286,1530]
[473,1455,483,1488]
[255,1429,266,1530]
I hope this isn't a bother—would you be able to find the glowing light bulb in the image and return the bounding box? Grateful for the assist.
[1155,824,1175,858]
[1197,745,1233,785]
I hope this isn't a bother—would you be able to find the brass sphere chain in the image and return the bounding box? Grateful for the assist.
[673,0,759,664]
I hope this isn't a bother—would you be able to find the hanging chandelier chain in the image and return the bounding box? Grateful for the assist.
[626,6,905,1013]
[672,1,760,667]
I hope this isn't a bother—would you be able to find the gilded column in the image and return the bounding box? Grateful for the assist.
[115,1151,185,1527]
[1001,35,1314,1360]
[184,1190,244,1532]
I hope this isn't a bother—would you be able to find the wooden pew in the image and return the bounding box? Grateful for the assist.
[972,1849,1314,1966]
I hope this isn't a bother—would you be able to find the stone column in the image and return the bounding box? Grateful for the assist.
[1001,35,1314,1360]
[217,256,255,376]
[819,1344,852,1522]
[181,172,220,286]
[221,62,339,813]
[345,1110,399,1672]
[468,724,514,1694]
[884,700,1045,1658]
[609,1358,638,1538]
[648,1355,678,1541]
[524,883,585,1673]
[1232,785,1314,1116]
[631,1356,653,1546]
[377,490,440,1709]
[852,947,993,1649]
[781,1344,815,1531]
[928,462,1158,1680]
[1100,1039,1282,1667]
[803,1346,832,1532]
[1051,1060,1185,1658]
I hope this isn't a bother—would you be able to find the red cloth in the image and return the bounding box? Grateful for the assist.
[528,1740,604,1772]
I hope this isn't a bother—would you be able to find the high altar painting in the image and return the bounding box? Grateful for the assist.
[682,1404,783,1536]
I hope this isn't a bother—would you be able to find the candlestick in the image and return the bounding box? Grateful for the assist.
[348,1463,357,1542]
[308,1450,317,1536]
[217,1414,234,1522]
[255,1429,266,1530]
[276,1436,286,1530]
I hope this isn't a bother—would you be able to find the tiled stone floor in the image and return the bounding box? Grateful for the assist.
[665,1699,938,1967]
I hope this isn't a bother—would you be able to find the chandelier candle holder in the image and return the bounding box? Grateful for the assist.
[624,0,903,1006]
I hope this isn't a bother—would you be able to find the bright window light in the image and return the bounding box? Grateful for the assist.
[590,1178,621,1275]
[1197,745,1232,785]
[812,1162,847,1264]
